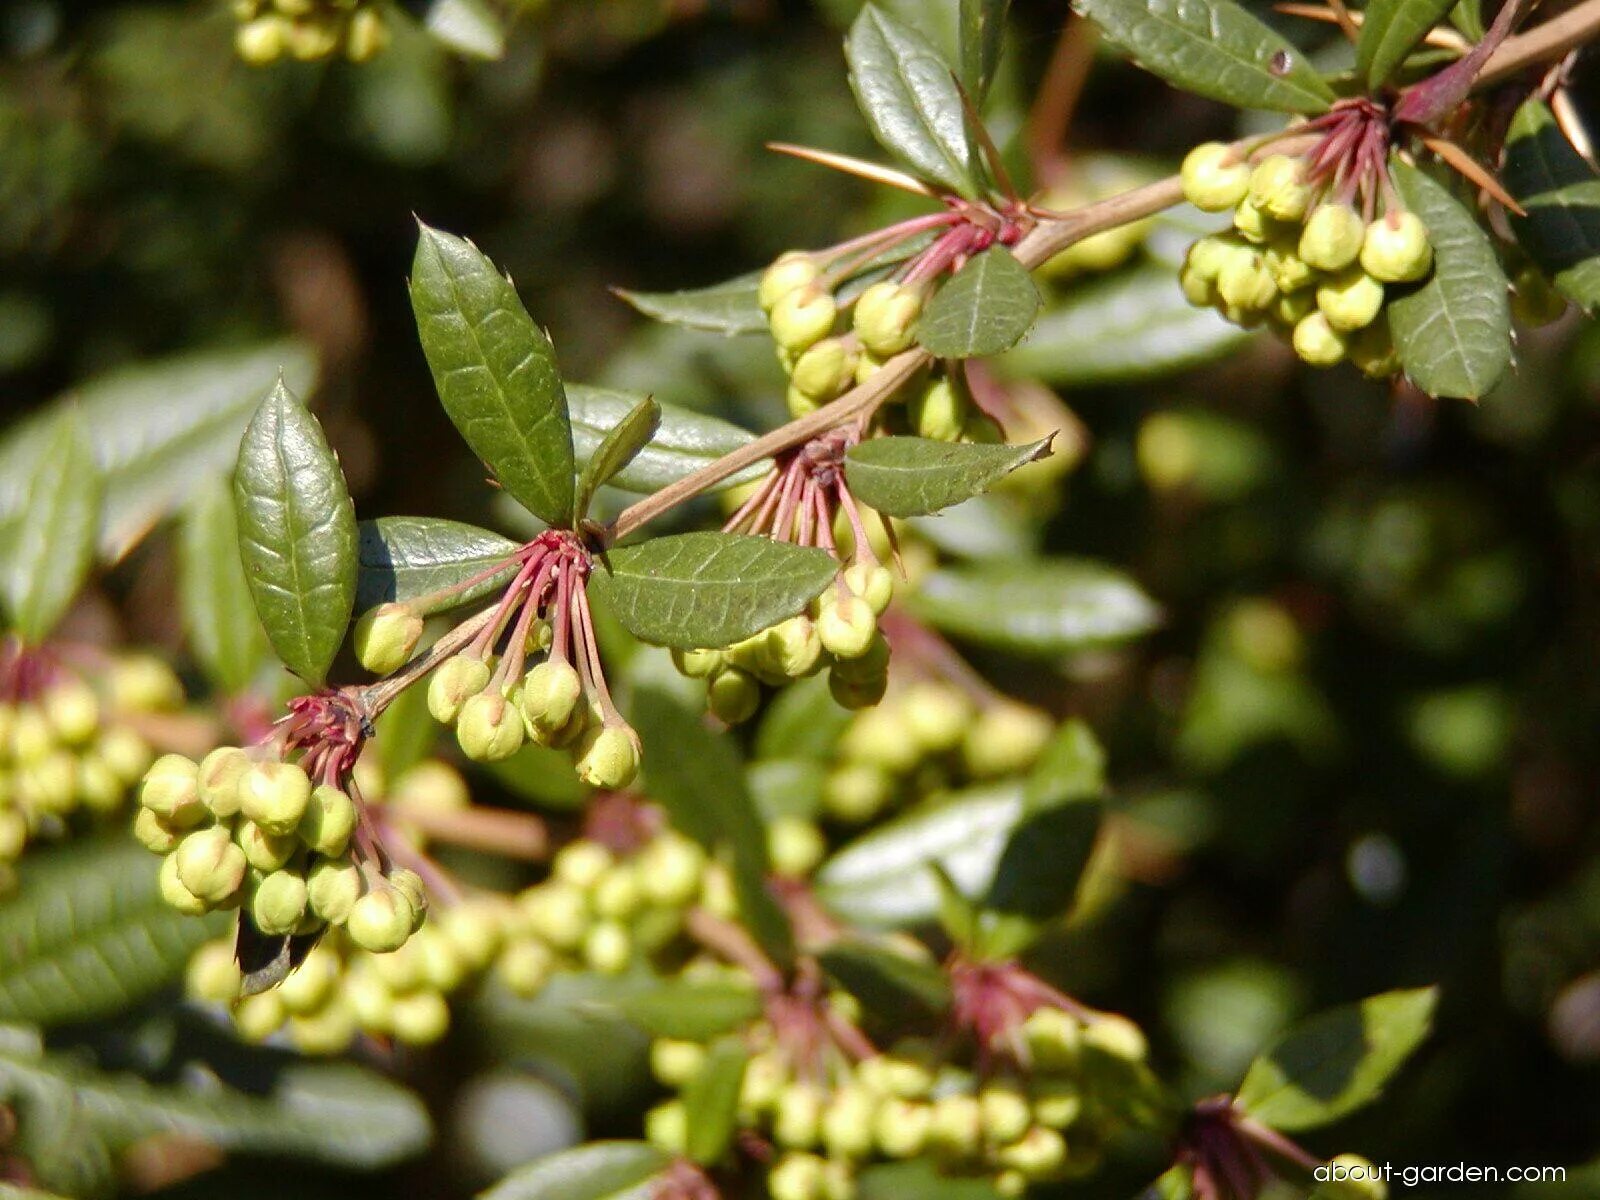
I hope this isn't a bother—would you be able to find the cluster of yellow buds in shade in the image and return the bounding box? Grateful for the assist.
[136,748,425,954]
[231,0,390,64]
[823,682,1055,824]
[645,993,1160,1199]
[1178,143,1434,376]
[1,642,176,864]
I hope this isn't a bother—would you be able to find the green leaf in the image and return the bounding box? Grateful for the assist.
[918,248,1041,358]
[977,799,1103,957]
[858,1160,1004,1200]
[1073,0,1335,113]
[633,684,795,968]
[999,263,1250,386]
[232,379,358,687]
[911,559,1162,656]
[0,836,227,1027]
[0,1037,430,1197]
[0,414,100,645]
[575,395,660,521]
[819,938,953,1018]
[590,532,837,651]
[179,478,271,695]
[959,0,1010,105]
[754,672,854,762]
[409,222,576,527]
[845,435,1051,518]
[614,272,766,336]
[481,1142,672,1200]
[1025,718,1108,807]
[568,386,766,496]
[816,782,1025,928]
[356,516,520,616]
[1235,987,1439,1130]
[0,340,318,562]
[1356,0,1457,86]
[682,1039,750,1166]
[599,977,764,1041]
[847,4,982,197]
[1503,98,1600,308]
[424,0,504,58]
[1387,162,1512,400]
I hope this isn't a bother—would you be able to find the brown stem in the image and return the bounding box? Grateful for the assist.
[1477,0,1600,87]
[377,803,550,861]
[357,604,498,717]
[685,905,785,991]
[1026,12,1100,184]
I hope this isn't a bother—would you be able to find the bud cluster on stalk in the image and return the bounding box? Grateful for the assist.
[644,985,1162,1199]
[1178,143,1435,376]
[231,0,389,64]
[1,639,178,864]
[823,683,1055,824]
[136,746,427,954]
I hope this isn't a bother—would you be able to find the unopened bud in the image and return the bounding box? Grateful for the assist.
[768,816,826,877]
[769,1153,826,1200]
[457,692,525,762]
[140,754,206,826]
[391,990,450,1045]
[908,376,972,443]
[997,1126,1067,1179]
[1180,143,1250,212]
[1216,250,1277,312]
[42,679,98,745]
[929,1093,983,1156]
[759,252,821,312]
[828,665,887,710]
[574,722,641,790]
[829,630,889,684]
[770,285,838,353]
[842,562,894,616]
[852,282,922,357]
[670,647,723,679]
[134,807,183,854]
[498,937,556,996]
[962,702,1053,777]
[873,1098,931,1158]
[427,654,491,724]
[234,14,286,62]
[239,760,312,836]
[1316,268,1384,332]
[390,867,429,929]
[1348,321,1400,379]
[185,940,242,1004]
[109,655,184,712]
[346,886,416,952]
[252,869,309,936]
[1360,210,1432,283]
[1292,310,1348,367]
[175,826,247,905]
[344,6,389,61]
[300,783,357,856]
[902,682,971,753]
[519,660,582,736]
[236,820,297,872]
[1300,204,1366,272]
[980,1084,1032,1144]
[818,595,877,660]
[307,856,363,923]
[1249,155,1311,222]
[707,666,761,725]
[582,920,633,974]
[198,747,250,818]
[791,337,855,401]
[354,603,423,675]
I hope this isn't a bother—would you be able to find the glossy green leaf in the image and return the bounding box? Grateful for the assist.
[614,272,766,335]
[568,386,765,496]
[1387,162,1511,400]
[816,782,1024,928]
[0,340,318,562]
[600,977,764,1041]
[633,684,794,967]
[959,0,1010,104]
[0,1031,428,1198]
[847,4,981,197]
[748,758,829,821]
[682,1039,750,1166]
[820,938,953,1018]
[845,434,1051,518]
[1025,718,1108,808]
[977,799,1103,957]
[424,0,504,58]
[481,1142,671,1200]
[0,836,226,1027]
[589,532,836,651]
[1000,263,1250,386]
[575,395,660,520]
[1073,0,1335,113]
[1357,0,1457,86]
[858,1160,1004,1200]
[918,248,1041,358]
[410,222,576,526]
[233,380,358,686]
[1235,987,1438,1130]
[754,672,854,762]
[1503,98,1600,308]
[179,478,271,695]
[0,414,100,645]
[911,559,1162,656]
[356,516,520,616]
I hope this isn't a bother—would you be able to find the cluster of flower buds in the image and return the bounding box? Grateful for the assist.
[186,893,512,1053]
[413,532,640,790]
[824,683,1055,824]
[1179,141,1434,376]
[644,983,1160,1200]
[136,745,428,955]
[1,640,175,863]
[231,0,389,64]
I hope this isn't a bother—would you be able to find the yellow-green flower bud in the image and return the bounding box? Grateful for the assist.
[133,807,182,854]
[787,384,822,420]
[307,856,363,923]
[353,603,423,675]
[1265,237,1316,294]
[389,867,428,929]
[1180,143,1251,212]
[769,1153,826,1200]
[1216,250,1277,312]
[238,760,312,837]
[928,1093,983,1156]
[902,682,971,753]
[235,14,286,62]
[771,285,838,353]
[251,868,309,936]
[574,723,641,790]
[519,660,582,736]
[760,252,821,312]
[842,562,894,616]
[236,820,298,872]
[1300,204,1366,272]
[344,6,389,61]
[854,351,885,385]
[820,1158,856,1200]
[278,945,340,1014]
[1292,310,1348,367]
[582,920,632,973]
[440,901,504,970]
[519,881,589,949]
[707,666,761,725]
[1361,210,1432,283]
[1249,155,1311,222]
[670,647,723,679]
[908,377,971,443]
[391,990,450,1045]
[1274,288,1317,328]
[775,1083,825,1149]
[197,747,250,819]
[1348,321,1400,379]
[1231,197,1275,244]
[818,594,877,660]
[962,702,1053,777]
[980,1084,1032,1143]
[456,692,525,762]
[1022,1004,1082,1070]
[10,707,53,764]
[1082,1011,1148,1061]
[159,852,209,915]
[828,666,887,710]
[1032,1079,1083,1128]
[650,1038,707,1087]
[232,990,286,1042]
[553,840,612,887]
[822,763,893,822]
[140,754,205,826]
[997,1126,1067,1179]
[791,337,856,400]
[821,1084,878,1160]
[346,886,415,952]
[427,654,492,725]
[109,655,184,713]
[1319,1154,1388,1200]
[96,727,153,784]
[299,784,357,857]
[638,833,705,906]
[42,679,98,745]
[592,864,643,920]
[185,940,242,1004]
[497,938,555,997]
[852,282,922,357]
[1179,262,1216,307]
[769,815,826,877]
[1184,236,1234,285]
[176,827,247,905]
[1316,268,1384,332]
[830,631,889,685]
[769,615,824,678]
[645,1101,688,1155]
[873,1098,932,1158]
